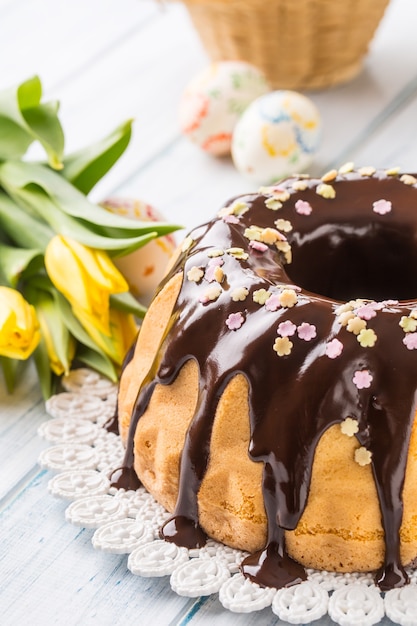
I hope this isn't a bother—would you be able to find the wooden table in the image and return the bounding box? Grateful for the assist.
[2,0,417,623]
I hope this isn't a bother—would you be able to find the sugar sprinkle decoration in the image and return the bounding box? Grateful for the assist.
[226,312,245,331]
[231,287,249,302]
[358,166,376,177]
[353,369,373,389]
[187,266,204,282]
[400,174,417,185]
[357,328,377,348]
[277,320,297,337]
[326,338,344,359]
[316,183,336,199]
[295,199,313,215]
[199,285,222,304]
[355,446,373,467]
[181,236,194,252]
[249,240,268,252]
[265,294,281,312]
[339,161,354,174]
[253,289,271,305]
[400,316,417,333]
[341,417,359,437]
[356,304,377,320]
[321,169,338,183]
[273,336,293,357]
[372,199,392,215]
[274,219,293,232]
[403,333,417,350]
[279,289,298,308]
[297,322,317,341]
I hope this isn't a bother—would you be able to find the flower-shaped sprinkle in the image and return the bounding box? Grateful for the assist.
[213,266,224,283]
[279,289,298,308]
[260,228,282,245]
[277,320,297,337]
[253,289,271,305]
[199,285,222,304]
[222,214,240,224]
[226,247,249,260]
[347,316,367,335]
[326,338,344,359]
[356,304,377,320]
[231,287,249,302]
[339,161,355,174]
[400,174,417,185]
[274,219,293,232]
[244,226,263,241]
[265,294,281,311]
[207,249,224,258]
[292,179,309,191]
[249,241,268,252]
[338,311,355,326]
[400,316,417,333]
[403,333,417,350]
[354,446,373,466]
[340,417,359,437]
[357,328,377,348]
[264,197,282,211]
[385,166,400,176]
[321,169,338,182]
[297,322,317,341]
[295,200,313,215]
[353,369,373,389]
[372,199,392,215]
[181,236,194,252]
[273,336,293,357]
[270,187,290,202]
[205,257,224,282]
[187,266,204,282]
[226,312,244,330]
[358,166,376,177]
[316,183,336,199]
[218,200,249,218]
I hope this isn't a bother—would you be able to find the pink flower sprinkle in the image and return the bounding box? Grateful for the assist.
[325,338,343,359]
[222,215,240,224]
[353,369,373,389]
[372,199,392,215]
[403,333,417,350]
[278,320,297,337]
[205,257,224,282]
[265,294,281,311]
[226,312,244,330]
[356,304,377,320]
[295,199,313,215]
[297,322,317,341]
[249,240,269,252]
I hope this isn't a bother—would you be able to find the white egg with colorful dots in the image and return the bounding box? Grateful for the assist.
[179,61,270,156]
[102,198,177,306]
[231,90,322,184]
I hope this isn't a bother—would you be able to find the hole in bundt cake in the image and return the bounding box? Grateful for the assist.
[286,221,417,301]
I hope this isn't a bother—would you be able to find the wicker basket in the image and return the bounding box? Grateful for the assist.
[181,0,390,90]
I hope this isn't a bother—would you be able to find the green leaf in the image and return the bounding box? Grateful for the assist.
[0,191,52,249]
[0,356,19,393]
[75,345,118,382]
[110,291,147,318]
[0,243,42,287]
[0,76,64,167]
[62,120,133,194]
[32,337,54,399]
[0,160,181,237]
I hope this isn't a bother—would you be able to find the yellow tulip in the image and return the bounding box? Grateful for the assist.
[35,299,76,376]
[0,287,40,359]
[44,235,128,336]
[74,306,137,365]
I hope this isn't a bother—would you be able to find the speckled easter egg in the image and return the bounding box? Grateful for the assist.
[231,90,322,184]
[179,61,270,156]
[102,198,176,306]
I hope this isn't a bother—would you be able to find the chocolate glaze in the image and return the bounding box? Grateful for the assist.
[111,170,417,590]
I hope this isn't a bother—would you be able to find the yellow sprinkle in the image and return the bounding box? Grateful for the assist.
[244,226,262,241]
[214,266,224,283]
[385,166,400,176]
[279,289,298,308]
[321,169,338,183]
[357,328,377,347]
[340,417,359,437]
[358,166,376,177]
[265,197,283,211]
[226,247,249,260]
[399,316,417,333]
[338,311,355,326]
[181,236,194,252]
[338,162,355,174]
[260,227,281,245]
[346,316,367,335]
[253,289,271,305]
[316,183,336,199]
[231,287,249,302]
[292,179,309,191]
[400,174,417,186]
[335,302,354,316]
[207,249,224,258]
[186,266,204,282]
[273,336,293,357]
[204,285,222,302]
[354,446,372,467]
[274,219,293,232]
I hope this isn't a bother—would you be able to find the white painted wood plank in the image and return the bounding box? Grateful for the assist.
[0,470,193,626]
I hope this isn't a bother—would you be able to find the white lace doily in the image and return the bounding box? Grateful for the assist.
[38,368,417,625]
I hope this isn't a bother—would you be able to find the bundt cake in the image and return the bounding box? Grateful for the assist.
[111,165,417,591]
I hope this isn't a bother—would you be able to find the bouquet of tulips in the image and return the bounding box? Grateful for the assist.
[0,76,179,398]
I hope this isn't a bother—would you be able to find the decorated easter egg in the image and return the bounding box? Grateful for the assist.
[179,61,269,156]
[231,90,321,184]
[102,198,176,306]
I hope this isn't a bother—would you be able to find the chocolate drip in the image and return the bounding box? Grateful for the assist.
[115,171,417,590]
